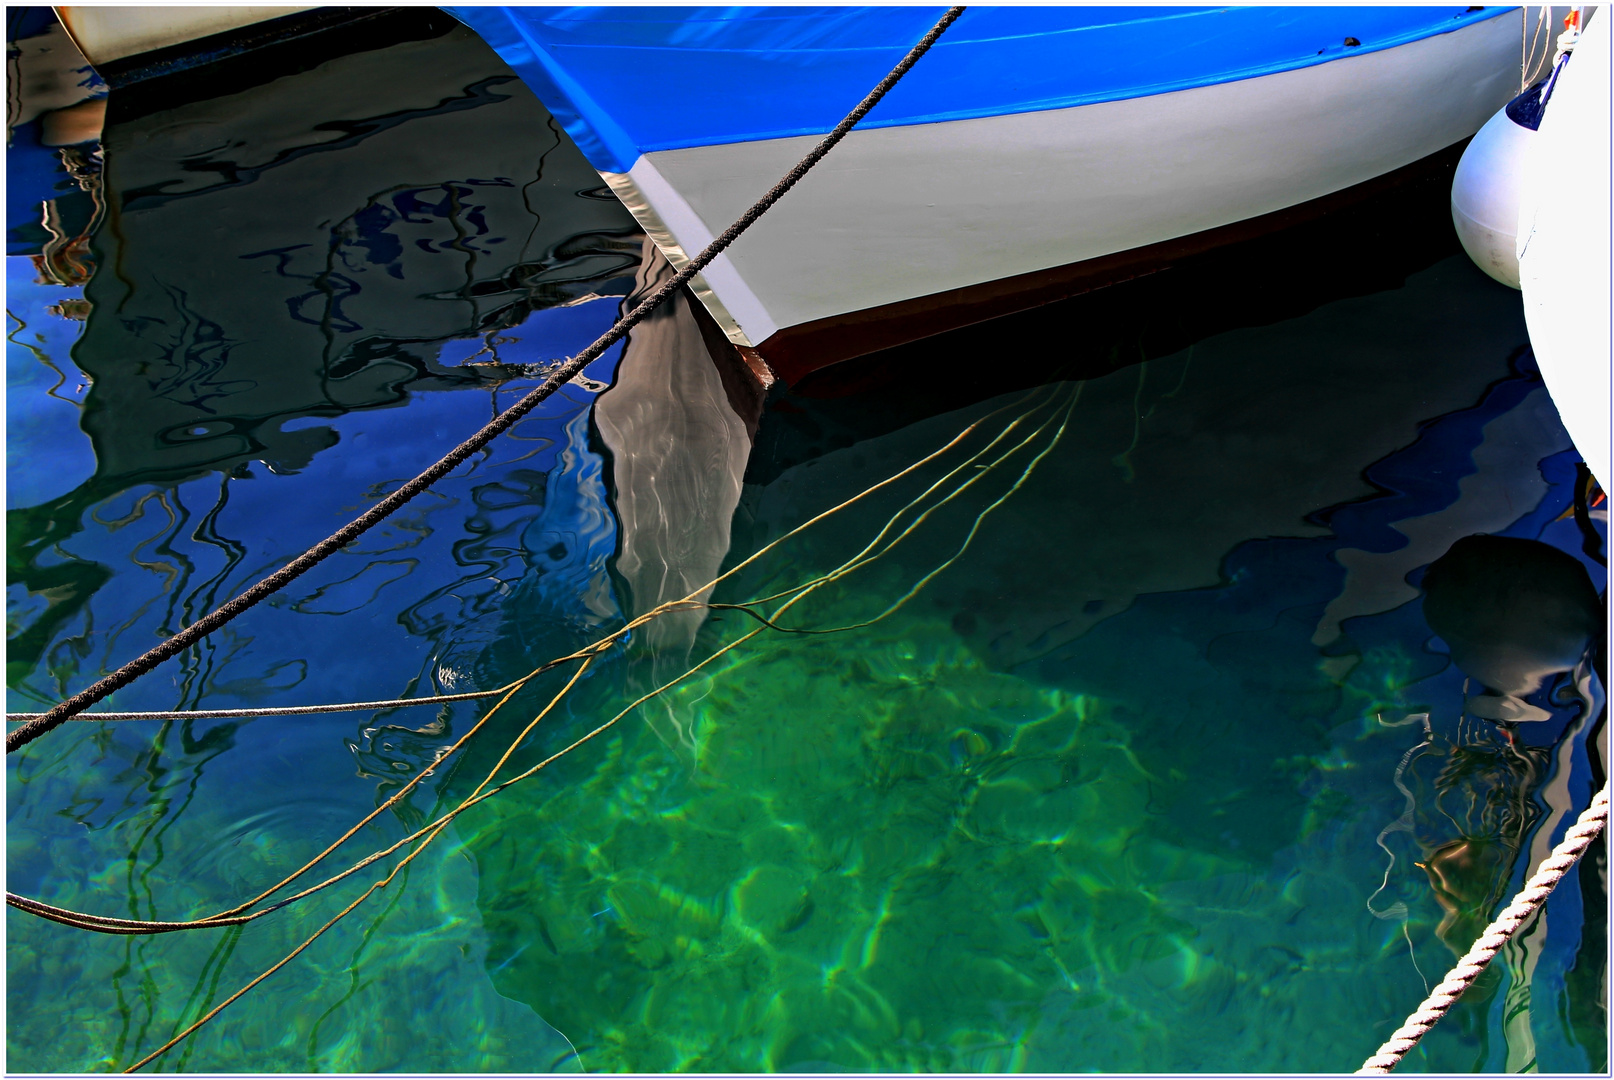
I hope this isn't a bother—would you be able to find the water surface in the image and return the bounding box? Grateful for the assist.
[7,15,1607,1074]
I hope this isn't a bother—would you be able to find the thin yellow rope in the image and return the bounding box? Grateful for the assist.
[113,385,1074,1071]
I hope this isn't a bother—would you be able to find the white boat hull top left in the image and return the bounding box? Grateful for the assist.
[55,6,315,66]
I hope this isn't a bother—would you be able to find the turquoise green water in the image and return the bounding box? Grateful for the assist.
[7,16,1607,1075]
[442,348,1606,1073]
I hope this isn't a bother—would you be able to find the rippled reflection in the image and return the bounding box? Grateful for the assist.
[8,16,640,1071]
[596,238,758,750]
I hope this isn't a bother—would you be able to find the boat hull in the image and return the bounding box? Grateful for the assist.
[54,6,314,65]
[454,7,1527,381]
[1518,7,1611,492]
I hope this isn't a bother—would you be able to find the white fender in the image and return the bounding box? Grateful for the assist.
[1517,7,1611,493]
[1452,104,1535,289]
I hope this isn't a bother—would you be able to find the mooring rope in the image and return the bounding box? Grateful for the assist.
[6,689,507,723]
[1356,780,1610,1074]
[5,5,968,755]
[4,586,994,726]
[0,599,852,725]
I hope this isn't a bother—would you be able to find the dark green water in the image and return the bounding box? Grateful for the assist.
[7,15,1607,1075]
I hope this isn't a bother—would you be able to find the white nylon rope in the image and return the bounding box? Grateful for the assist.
[1356,781,1609,1074]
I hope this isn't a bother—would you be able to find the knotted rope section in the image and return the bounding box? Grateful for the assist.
[1356,780,1609,1074]
[5,4,967,755]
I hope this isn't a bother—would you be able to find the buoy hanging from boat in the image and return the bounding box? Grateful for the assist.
[1516,5,1610,493]
[1450,9,1581,289]
[1450,92,1541,289]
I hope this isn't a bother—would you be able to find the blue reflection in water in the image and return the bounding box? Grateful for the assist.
[1018,348,1603,1072]
[6,14,639,1071]
[5,261,96,505]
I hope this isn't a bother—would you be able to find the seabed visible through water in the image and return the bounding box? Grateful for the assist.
[6,12,1608,1075]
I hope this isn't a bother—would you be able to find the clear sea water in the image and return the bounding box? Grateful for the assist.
[7,17,1607,1075]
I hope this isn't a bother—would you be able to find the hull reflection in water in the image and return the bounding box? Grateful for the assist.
[596,237,762,749]
[1421,535,1603,723]
[81,23,641,485]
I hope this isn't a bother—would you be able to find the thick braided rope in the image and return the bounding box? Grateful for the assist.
[6,6,967,755]
[1356,780,1610,1074]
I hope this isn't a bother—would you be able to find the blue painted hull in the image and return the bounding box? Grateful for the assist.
[449,6,1512,174]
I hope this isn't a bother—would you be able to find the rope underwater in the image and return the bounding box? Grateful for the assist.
[103,382,1082,1072]
[7,689,509,723]
[1356,780,1610,1074]
[11,328,1073,1067]
[5,4,968,755]
[9,382,1075,938]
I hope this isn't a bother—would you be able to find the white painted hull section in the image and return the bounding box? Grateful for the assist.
[1518,8,1611,492]
[600,165,779,348]
[55,6,315,66]
[605,12,1521,348]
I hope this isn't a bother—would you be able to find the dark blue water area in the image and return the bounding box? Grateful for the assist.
[7,20,652,1068]
[7,119,76,252]
[7,289,627,693]
[1022,348,1606,1072]
[3,274,632,761]
[6,262,98,503]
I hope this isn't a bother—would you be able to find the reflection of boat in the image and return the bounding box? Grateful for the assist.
[54,6,316,68]
[5,13,650,691]
[6,8,106,267]
[595,238,764,748]
[76,15,643,489]
[737,256,1555,674]
[451,6,1530,383]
